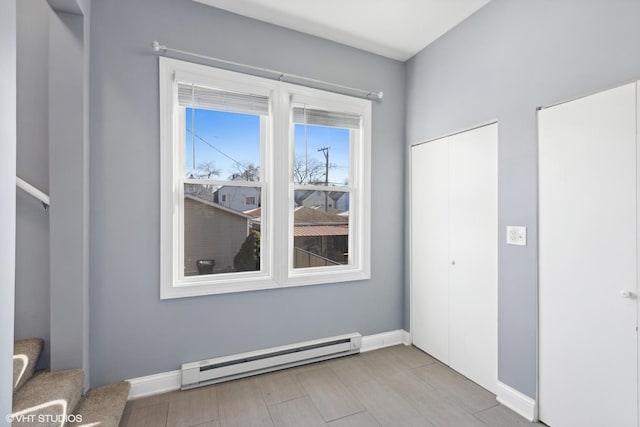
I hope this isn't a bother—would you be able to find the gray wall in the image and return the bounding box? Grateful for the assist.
[405,0,640,399]
[15,0,91,379]
[49,9,90,388]
[1,0,17,420]
[89,0,405,386]
[15,0,51,370]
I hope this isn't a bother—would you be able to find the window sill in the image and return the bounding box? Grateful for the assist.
[160,268,370,299]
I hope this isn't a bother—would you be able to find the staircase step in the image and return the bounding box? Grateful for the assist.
[12,368,84,427]
[69,381,130,427]
[13,338,43,392]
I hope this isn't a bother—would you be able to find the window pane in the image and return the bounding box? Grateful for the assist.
[293,124,350,187]
[184,183,261,276]
[185,108,261,182]
[293,190,349,269]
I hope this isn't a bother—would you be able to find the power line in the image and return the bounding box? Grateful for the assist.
[186,128,246,171]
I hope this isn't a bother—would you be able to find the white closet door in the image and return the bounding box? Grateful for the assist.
[411,137,450,364]
[448,123,498,394]
[411,123,497,394]
[539,83,638,427]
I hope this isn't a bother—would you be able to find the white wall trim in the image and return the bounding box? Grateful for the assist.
[127,370,181,400]
[402,330,412,346]
[127,329,410,399]
[496,381,538,422]
[360,329,406,352]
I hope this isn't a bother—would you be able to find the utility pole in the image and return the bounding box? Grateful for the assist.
[318,147,330,211]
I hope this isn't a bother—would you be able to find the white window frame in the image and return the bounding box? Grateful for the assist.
[281,90,371,286]
[160,57,371,299]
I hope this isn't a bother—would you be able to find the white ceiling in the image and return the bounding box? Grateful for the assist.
[193,0,490,61]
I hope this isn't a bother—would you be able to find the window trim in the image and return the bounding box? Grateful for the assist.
[160,58,277,299]
[282,90,371,286]
[160,57,371,299]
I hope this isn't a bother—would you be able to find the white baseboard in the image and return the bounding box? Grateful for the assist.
[127,369,181,400]
[496,381,537,422]
[360,329,407,352]
[402,330,412,345]
[127,329,410,399]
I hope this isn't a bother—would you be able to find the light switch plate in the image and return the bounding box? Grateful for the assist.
[506,226,526,246]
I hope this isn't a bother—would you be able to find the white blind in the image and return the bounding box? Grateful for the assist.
[293,106,361,129]
[177,81,269,116]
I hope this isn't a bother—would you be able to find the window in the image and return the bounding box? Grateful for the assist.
[290,104,361,278]
[160,58,371,298]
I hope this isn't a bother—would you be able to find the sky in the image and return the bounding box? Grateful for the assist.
[185,108,350,185]
[185,108,260,180]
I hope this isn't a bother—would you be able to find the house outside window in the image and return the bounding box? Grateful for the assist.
[160,58,371,298]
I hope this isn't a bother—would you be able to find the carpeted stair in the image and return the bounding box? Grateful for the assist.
[12,338,43,392]
[11,338,130,427]
[68,381,130,426]
[12,368,84,427]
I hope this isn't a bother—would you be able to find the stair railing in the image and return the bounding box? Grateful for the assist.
[16,177,49,210]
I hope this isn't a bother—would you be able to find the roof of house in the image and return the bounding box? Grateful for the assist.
[293,206,348,225]
[294,225,348,237]
[244,207,261,218]
[185,195,253,220]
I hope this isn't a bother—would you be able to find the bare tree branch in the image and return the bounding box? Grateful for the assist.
[293,156,326,185]
[229,162,260,182]
[191,160,221,179]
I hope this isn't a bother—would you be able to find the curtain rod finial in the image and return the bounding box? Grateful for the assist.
[369,91,383,100]
[152,41,166,52]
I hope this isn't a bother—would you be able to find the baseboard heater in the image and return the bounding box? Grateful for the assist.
[181,332,362,390]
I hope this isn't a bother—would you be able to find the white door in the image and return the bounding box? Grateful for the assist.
[411,123,497,394]
[411,136,450,364]
[448,124,498,394]
[538,82,638,426]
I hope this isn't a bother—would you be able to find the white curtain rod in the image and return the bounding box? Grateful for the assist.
[151,41,384,101]
[16,177,50,210]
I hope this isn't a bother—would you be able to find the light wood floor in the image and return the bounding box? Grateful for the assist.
[120,345,544,427]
